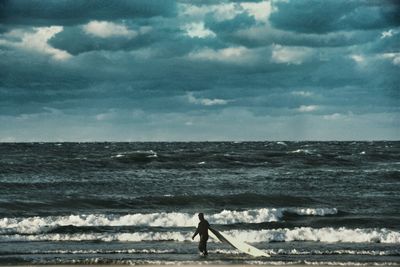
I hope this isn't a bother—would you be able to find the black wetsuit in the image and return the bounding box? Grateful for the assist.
[193,219,210,255]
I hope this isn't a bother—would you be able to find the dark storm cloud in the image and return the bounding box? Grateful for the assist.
[205,12,257,33]
[48,25,156,55]
[366,31,400,54]
[225,27,380,48]
[270,0,400,33]
[3,46,395,118]
[0,0,176,26]
[48,21,224,56]
[0,0,399,141]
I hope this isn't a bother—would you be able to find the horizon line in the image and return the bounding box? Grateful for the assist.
[0,140,399,143]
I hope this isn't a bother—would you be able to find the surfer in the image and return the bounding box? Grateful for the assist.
[192,212,210,256]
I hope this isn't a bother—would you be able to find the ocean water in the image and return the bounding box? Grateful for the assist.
[0,142,399,265]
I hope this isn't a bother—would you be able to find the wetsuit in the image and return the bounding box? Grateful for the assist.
[193,219,210,255]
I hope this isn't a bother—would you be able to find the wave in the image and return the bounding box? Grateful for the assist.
[130,193,317,207]
[245,261,400,266]
[2,142,398,173]
[227,227,400,243]
[2,248,397,256]
[0,232,192,242]
[111,150,158,161]
[8,257,399,267]
[290,149,314,155]
[289,207,337,216]
[210,248,400,256]
[0,208,337,234]
[1,227,399,243]
[0,248,175,255]
[0,194,318,212]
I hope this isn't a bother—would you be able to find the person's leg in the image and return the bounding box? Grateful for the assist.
[198,240,205,253]
[204,236,208,255]
[199,237,208,255]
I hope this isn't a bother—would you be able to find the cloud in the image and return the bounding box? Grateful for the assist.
[205,12,257,36]
[42,107,63,115]
[380,53,400,66]
[183,22,216,38]
[381,29,396,39]
[179,1,272,23]
[0,26,71,60]
[1,108,397,141]
[187,93,229,106]
[95,109,118,121]
[83,21,137,38]
[0,0,399,141]
[0,0,177,26]
[270,0,400,33]
[350,54,365,64]
[47,24,156,55]
[291,91,314,97]
[233,25,378,48]
[179,2,240,22]
[298,105,319,112]
[187,46,257,64]
[323,113,348,121]
[271,45,312,64]
[240,1,271,22]
[366,26,400,54]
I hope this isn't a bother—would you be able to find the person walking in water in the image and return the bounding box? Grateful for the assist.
[192,213,210,256]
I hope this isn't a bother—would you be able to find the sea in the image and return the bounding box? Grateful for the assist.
[0,142,399,266]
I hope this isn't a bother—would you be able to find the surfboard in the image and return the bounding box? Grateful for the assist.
[208,227,270,257]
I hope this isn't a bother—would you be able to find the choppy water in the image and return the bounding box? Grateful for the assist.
[0,142,399,265]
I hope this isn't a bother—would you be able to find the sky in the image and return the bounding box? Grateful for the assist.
[0,0,399,141]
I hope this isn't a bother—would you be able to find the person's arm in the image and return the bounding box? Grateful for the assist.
[192,227,199,239]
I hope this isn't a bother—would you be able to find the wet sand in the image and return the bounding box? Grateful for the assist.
[7,265,391,267]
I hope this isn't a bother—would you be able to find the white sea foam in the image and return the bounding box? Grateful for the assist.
[0,232,192,242]
[245,261,400,266]
[111,150,158,159]
[31,258,400,266]
[28,248,174,254]
[1,227,399,244]
[209,249,241,255]
[0,207,337,234]
[290,149,313,154]
[289,207,337,216]
[21,248,398,256]
[265,248,399,256]
[302,261,400,266]
[226,227,400,243]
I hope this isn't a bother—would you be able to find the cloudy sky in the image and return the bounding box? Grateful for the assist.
[0,0,399,141]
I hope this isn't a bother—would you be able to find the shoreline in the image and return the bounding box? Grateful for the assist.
[0,263,400,267]
[3,265,400,267]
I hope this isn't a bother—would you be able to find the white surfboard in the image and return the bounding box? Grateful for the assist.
[209,227,270,257]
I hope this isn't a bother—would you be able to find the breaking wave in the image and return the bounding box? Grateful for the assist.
[0,248,175,255]
[1,227,399,244]
[0,207,337,234]
[16,258,400,266]
[227,227,400,243]
[2,248,397,256]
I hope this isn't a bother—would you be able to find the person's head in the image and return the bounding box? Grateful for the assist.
[198,213,204,221]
